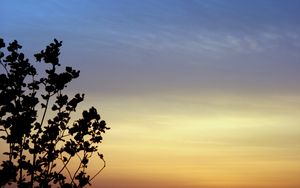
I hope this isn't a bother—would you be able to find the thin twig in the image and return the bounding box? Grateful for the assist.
[52,155,72,181]
[71,152,84,185]
[89,156,106,182]
[0,61,9,75]
[40,96,49,127]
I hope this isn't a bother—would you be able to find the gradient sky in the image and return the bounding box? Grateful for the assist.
[1,1,300,188]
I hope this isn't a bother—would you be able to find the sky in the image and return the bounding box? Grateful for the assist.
[1,0,300,187]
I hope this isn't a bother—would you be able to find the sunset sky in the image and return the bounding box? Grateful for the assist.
[1,0,300,187]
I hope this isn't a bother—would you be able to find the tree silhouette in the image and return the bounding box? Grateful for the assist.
[0,38,110,188]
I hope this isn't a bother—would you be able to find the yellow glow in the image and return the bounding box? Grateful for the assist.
[1,93,299,187]
[80,93,300,187]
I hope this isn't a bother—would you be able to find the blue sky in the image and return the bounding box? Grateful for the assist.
[2,0,300,98]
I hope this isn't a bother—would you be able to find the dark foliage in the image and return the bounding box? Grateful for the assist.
[0,38,110,188]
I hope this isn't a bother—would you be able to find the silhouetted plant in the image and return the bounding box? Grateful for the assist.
[0,38,110,188]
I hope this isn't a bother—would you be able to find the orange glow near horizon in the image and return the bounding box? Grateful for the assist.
[81,93,300,188]
[0,93,299,188]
